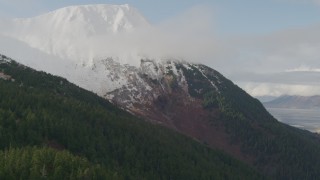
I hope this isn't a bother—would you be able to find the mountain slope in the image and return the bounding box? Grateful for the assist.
[89,57,320,179]
[0,55,262,179]
[2,52,320,179]
[264,95,320,109]
[0,4,153,98]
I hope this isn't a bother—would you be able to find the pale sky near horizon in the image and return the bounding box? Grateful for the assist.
[1,0,320,97]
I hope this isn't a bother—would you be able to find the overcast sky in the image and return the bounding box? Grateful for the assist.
[1,0,320,97]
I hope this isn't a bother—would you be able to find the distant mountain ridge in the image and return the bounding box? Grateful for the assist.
[264,95,320,109]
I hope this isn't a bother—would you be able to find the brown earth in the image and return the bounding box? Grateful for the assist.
[131,89,255,165]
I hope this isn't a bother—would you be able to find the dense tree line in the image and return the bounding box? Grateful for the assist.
[197,64,320,179]
[0,57,262,179]
[0,146,109,179]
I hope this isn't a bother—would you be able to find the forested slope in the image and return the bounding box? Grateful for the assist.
[0,55,261,179]
[196,65,320,179]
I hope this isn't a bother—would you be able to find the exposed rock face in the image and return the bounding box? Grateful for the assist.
[86,58,250,162]
[101,59,216,118]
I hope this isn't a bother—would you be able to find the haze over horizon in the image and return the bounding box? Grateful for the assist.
[0,0,320,97]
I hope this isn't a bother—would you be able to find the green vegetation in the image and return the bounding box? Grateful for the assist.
[198,64,320,180]
[0,57,262,179]
[0,147,109,179]
[203,91,221,109]
[7,55,320,179]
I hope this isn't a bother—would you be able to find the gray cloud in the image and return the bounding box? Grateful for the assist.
[0,4,218,67]
[56,5,219,66]
[229,72,320,86]
[210,23,320,97]
[241,82,320,97]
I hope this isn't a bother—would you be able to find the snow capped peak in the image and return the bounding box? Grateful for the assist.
[1,4,149,64]
[25,4,149,34]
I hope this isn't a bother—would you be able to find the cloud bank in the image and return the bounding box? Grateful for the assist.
[216,23,320,97]
[82,5,217,66]
[242,83,320,97]
[0,4,217,67]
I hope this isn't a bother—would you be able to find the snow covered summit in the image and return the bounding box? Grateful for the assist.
[1,4,149,62]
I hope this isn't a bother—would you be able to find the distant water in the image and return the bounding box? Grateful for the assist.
[267,108,320,133]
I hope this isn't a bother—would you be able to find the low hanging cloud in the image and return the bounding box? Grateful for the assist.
[84,5,218,66]
[229,71,320,85]
[218,24,320,74]
[218,23,320,97]
[242,82,320,97]
[285,66,320,72]
[0,4,218,67]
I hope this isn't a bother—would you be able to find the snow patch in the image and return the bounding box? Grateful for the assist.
[193,65,218,92]
[183,63,193,70]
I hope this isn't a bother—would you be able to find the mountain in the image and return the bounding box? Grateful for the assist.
[0,4,155,97]
[1,4,149,62]
[264,95,320,109]
[3,54,320,179]
[0,55,261,179]
[2,4,320,179]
